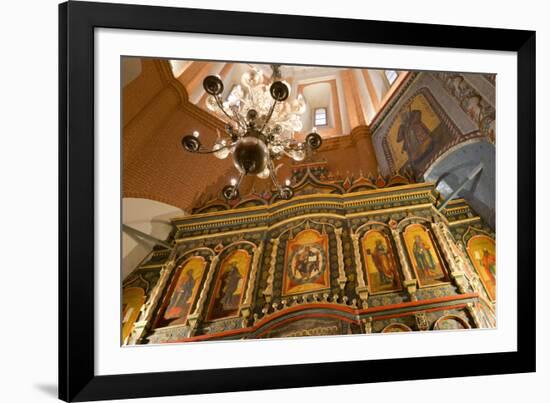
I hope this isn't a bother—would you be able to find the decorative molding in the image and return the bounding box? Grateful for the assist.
[433,72,495,143]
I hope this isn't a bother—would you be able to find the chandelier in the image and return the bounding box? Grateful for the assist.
[181,65,322,201]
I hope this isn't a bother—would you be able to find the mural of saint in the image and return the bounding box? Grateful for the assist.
[283,229,330,296]
[208,249,251,321]
[387,92,455,173]
[403,224,448,286]
[160,256,206,327]
[397,108,434,165]
[362,230,402,293]
[467,235,496,301]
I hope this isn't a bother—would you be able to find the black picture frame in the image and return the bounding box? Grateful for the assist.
[59,1,536,401]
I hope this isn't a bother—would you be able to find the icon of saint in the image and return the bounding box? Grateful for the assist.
[218,263,242,311]
[165,270,195,319]
[367,238,399,287]
[412,235,436,277]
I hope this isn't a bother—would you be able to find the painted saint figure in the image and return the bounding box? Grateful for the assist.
[165,270,195,319]
[367,239,399,287]
[293,245,321,281]
[217,263,242,311]
[413,235,436,276]
[396,109,433,165]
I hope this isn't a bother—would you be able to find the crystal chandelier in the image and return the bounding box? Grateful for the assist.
[181,65,322,201]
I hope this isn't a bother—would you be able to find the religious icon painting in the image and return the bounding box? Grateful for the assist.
[207,249,251,321]
[283,229,330,296]
[122,287,145,342]
[362,230,402,294]
[403,223,448,287]
[387,91,454,174]
[157,256,207,327]
[466,235,496,301]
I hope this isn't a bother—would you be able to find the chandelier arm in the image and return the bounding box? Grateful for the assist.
[232,107,249,132]
[232,171,246,197]
[267,158,283,193]
[259,99,278,134]
[214,95,246,131]
[192,144,232,155]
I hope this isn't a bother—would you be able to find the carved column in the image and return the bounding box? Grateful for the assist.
[187,254,219,335]
[240,241,264,325]
[391,229,417,301]
[351,232,369,309]
[127,248,177,345]
[262,238,279,303]
[335,228,347,290]
[431,222,467,293]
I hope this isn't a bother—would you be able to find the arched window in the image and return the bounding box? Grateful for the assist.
[385,70,398,85]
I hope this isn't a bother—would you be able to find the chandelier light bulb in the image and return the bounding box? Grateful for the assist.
[285,179,291,186]
[227,84,244,105]
[192,131,200,138]
[289,149,305,162]
[213,141,230,159]
[241,68,264,88]
[230,178,237,186]
[257,167,270,179]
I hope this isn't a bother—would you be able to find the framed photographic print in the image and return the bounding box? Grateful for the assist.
[59,0,536,401]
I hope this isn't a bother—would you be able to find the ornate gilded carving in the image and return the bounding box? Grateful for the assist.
[362,317,373,334]
[431,222,467,293]
[433,72,495,142]
[126,248,177,345]
[415,312,429,331]
[240,241,264,324]
[187,254,219,334]
[351,232,369,308]
[124,180,494,344]
[390,228,417,300]
[262,238,279,303]
[466,302,482,328]
[335,228,347,290]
